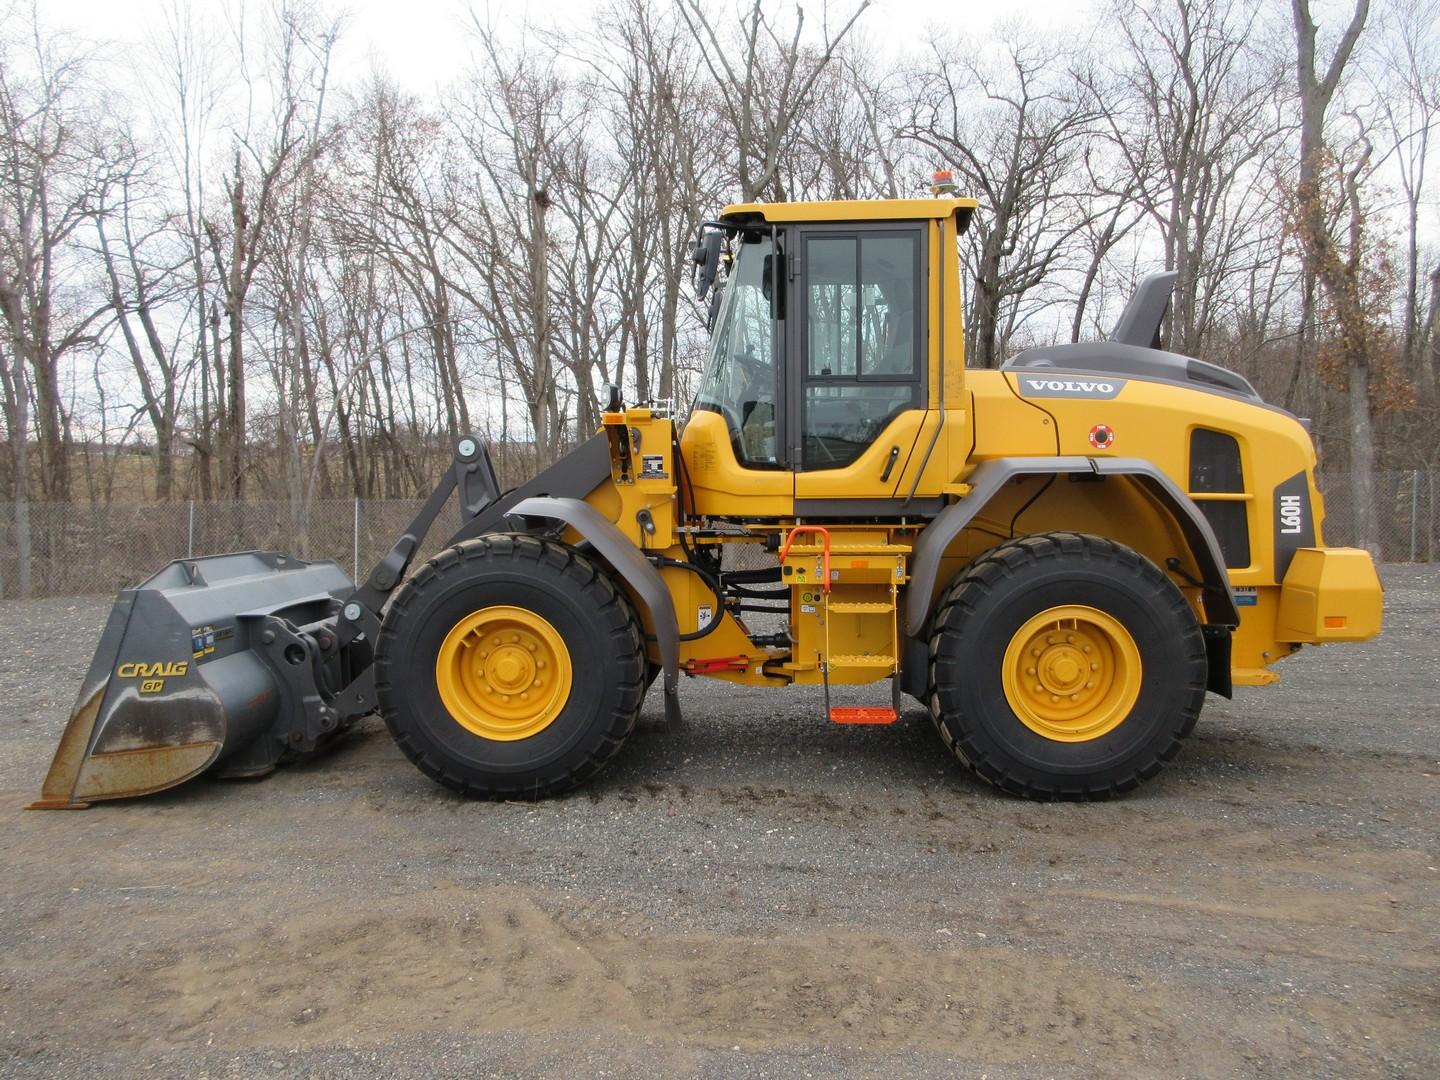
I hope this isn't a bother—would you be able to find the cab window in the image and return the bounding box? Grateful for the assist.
[802,231,922,470]
[694,235,780,467]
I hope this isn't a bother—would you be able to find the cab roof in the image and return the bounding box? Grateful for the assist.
[719,197,977,233]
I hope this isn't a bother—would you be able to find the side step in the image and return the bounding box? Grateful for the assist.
[829,706,898,724]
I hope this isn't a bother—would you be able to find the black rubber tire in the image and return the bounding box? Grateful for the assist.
[926,532,1207,800]
[375,534,645,798]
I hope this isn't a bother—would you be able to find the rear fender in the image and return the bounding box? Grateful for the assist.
[905,457,1239,694]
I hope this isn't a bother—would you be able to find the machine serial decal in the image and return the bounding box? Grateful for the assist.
[1088,423,1116,449]
[1231,586,1258,607]
[1272,471,1315,579]
[1018,376,1127,399]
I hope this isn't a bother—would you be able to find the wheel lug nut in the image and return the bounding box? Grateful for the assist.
[1086,680,1095,688]
[1070,693,1079,701]
[1026,666,1036,675]
[1066,634,1075,643]
[1090,662,1099,671]
[1083,645,1092,653]
[1031,648,1041,657]
[527,642,536,652]
[1050,694,1060,703]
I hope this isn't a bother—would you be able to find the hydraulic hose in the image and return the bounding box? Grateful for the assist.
[647,556,726,642]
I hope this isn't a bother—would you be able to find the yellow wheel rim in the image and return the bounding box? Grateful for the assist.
[1001,605,1142,743]
[435,606,573,741]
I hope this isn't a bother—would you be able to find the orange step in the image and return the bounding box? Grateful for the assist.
[829,707,898,724]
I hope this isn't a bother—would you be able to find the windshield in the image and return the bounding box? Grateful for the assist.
[694,236,779,467]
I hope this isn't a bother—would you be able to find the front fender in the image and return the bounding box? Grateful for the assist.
[504,496,681,718]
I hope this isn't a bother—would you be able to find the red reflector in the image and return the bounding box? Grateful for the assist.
[682,655,750,675]
[1324,615,1347,628]
[829,707,898,724]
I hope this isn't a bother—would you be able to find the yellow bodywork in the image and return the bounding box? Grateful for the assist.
[586,197,1380,695]
[1276,548,1384,642]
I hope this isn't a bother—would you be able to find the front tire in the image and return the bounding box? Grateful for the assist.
[926,532,1207,799]
[376,534,645,798]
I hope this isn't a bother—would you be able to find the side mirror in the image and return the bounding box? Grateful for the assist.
[706,284,724,333]
[691,228,723,298]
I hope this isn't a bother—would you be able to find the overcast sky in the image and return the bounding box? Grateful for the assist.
[47,0,1093,97]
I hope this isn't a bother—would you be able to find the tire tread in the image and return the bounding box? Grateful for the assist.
[375,534,644,799]
[925,531,1208,800]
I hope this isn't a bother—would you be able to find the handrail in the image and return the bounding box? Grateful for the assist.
[778,525,833,594]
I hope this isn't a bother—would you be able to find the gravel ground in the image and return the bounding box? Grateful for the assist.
[0,566,1436,1078]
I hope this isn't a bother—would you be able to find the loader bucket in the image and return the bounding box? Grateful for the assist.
[28,551,359,809]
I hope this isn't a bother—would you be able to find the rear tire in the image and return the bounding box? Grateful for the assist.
[926,532,1207,799]
[376,534,645,798]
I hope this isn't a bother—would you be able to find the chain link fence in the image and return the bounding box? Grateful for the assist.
[0,498,430,601]
[1315,469,1439,563]
[0,469,1433,600]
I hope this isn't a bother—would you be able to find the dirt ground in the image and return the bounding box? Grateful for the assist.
[0,566,1436,1078]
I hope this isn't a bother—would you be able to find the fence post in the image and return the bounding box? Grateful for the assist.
[1412,470,1420,564]
[353,497,360,580]
[1422,472,1434,567]
[187,500,195,559]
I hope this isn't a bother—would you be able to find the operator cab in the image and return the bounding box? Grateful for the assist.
[683,198,977,516]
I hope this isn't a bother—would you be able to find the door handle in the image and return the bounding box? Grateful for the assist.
[880,445,900,482]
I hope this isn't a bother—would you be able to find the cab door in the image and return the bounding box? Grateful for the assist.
[790,225,930,510]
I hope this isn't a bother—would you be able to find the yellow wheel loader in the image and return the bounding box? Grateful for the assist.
[30,194,1384,809]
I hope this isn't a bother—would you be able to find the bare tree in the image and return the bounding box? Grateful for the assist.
[0,19,108,505]
[1291,0,1379,550]
[203,3,339,500]
[144,0,226,500]
[676,0,871,201]
[444,20,585,464]
[1368,0,1440,393]
[92,129,196,500]
[579,0,725,407]
[907,31,1101,366]
[787,43,906,200]
[1107,0,1289,357]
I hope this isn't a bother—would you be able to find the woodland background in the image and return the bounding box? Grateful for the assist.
[2,0,1438,596]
